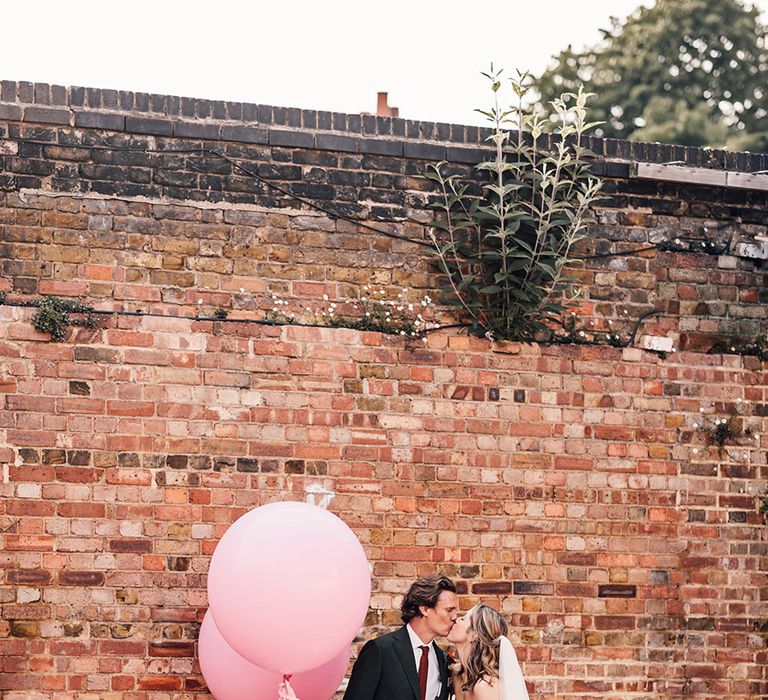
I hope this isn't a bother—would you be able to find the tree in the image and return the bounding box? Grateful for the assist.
[532,0,768,151]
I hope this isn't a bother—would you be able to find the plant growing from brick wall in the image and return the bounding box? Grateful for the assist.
[691,405,766,523]
[703,415,741,449]
[692,405,756,456]
[264,287,434,341]
[426,67,603,341]
[710,332,768,361]
[322,287,432,339]
[28,296,100,341]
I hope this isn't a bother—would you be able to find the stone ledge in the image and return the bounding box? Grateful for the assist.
[1,78,767,174]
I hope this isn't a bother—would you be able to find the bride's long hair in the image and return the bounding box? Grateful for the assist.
[462,605,509,691]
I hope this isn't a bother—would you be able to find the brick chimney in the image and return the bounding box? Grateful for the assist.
[376,92,399,118]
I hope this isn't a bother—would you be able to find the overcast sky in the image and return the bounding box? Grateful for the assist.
[3,1,767,126]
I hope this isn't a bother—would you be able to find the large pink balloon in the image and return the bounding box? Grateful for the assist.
[207,501,370,673]
[199,611,350,700]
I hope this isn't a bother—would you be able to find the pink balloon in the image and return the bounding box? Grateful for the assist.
[292,643,351,700]
[199,611,277,700]
[207,501,370,673]
[199,610,350,700]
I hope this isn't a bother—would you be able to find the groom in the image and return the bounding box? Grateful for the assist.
[344,573,458,700]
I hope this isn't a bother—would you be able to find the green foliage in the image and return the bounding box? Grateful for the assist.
[631,97,730,147]
[265,288,432,341]
[426,68,603,341]
[532,0,768,150]
[704,415,739,448]
[552,313,624,347]
[30,296,100,341]
[695,410,753,457]
[323,288,429,339]
[710,332,768,360]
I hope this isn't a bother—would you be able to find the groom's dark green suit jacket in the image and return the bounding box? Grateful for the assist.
[343,625,450,700]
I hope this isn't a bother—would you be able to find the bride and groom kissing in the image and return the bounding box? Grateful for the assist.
[344,574,529,700]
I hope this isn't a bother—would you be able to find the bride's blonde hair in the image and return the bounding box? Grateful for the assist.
[462,605,509,691]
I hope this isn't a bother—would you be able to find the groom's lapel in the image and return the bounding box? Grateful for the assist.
[393,626,420,700]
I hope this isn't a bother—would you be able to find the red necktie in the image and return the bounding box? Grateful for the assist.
[418,644,429,700]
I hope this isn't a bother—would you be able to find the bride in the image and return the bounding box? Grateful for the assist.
[446,605,530,700]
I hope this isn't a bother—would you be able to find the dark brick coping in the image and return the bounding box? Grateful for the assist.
[1,78,768,173]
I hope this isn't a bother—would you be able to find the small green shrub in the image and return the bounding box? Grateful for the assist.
[31,296,100,341]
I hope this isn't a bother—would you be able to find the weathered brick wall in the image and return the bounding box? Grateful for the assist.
[1,81,767,699]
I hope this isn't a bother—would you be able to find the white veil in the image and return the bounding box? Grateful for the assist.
[498,636,529,700]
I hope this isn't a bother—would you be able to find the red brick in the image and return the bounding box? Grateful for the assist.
[148,641,195,657]
[57,398,105,414]
[594,616,636,630]
[3,604,51,620]
[294,444,341,460]
[593,426,635,441]
[80,263,122,281]
[58,571,105,586]
[383,546,430,561]
[105,469,152,485]
[7,500,56,517]
[37,279,88,296]
[107,330,154,347]
[142,555,166,571]
[55,466,102,483]
[106,400,155,416]
[113,284,161,301]
[472,581,512,594]
[98,640,146,656]
[109,539,152,553]
[0,673,42,690]
[111,675,136,690]
[57,502,106,518]
[6,395,56,413]
[6,569,52,585]
[138,676,183,690]
[7,430,57,447]
[554,456,593,470]
[3,535,55,551]
[48,640,97,655]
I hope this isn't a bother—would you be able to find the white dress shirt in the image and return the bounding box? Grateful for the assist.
[406,623,441,700]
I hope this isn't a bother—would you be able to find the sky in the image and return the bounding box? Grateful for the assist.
[2,1,767,127]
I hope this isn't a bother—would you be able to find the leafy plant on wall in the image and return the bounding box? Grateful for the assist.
[426,67,603,341]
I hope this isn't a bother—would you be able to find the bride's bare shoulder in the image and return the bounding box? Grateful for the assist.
[472,677,501,700]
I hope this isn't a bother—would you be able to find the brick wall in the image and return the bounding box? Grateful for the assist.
[1,81,767,699]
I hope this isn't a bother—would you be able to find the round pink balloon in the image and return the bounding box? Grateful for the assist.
[291,642,351,700]
[199,611,277,699]
[199,611,350,700]
[207,501,370,673]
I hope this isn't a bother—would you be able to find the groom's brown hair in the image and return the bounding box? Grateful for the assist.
[400,573,456,622]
